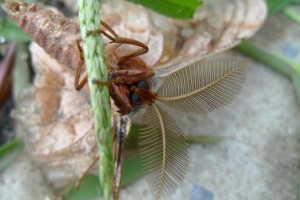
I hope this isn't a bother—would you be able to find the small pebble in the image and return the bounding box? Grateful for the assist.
[281,44,298,58]
[190,184,214,200]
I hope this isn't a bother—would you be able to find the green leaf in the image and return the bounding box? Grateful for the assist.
[122,155,143,185]
[282,6,300,26]
[122,125,225,186]
[236,41,300,106]
[0,139,24,172]
[165,0,200,9]
[126,0,202,19]
[64,175,103,200]
[122,134,223,190]
[185,135,225,144]
[235,41,292,77]
[266,0,291,14]
[0,16,31,42]
[125,123,224,149]
[124,123,140,149]
[64,155,144,200]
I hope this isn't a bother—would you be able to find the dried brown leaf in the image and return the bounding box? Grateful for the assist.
[13,44,97,193]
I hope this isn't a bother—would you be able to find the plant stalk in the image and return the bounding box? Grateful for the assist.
[282,6,300,26]
[235,41,293,78]
[78,0,113,199]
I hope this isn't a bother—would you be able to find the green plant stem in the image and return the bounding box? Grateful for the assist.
[185,135,224,144]
[0,138,22,156]
[0,139,23,172]
[282,6,300,25]
[236,41,300,105]
[78,0,113,199]
[235,41,293,78]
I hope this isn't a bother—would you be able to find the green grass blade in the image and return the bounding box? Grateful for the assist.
[185,135,225,144]
[121,133,223,185]
[266,0,291,14]
[121,155,143,185]
[127,0,202,19]
[236,41,300,106]
[0,139,24,172]
[78,0,113,199]
[282,6,300,25]
[0,16,31,42]
[64,175,103,200]
[235,41,292,77]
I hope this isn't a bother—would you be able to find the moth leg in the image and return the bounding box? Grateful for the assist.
[88,20,119,41]
[111,37,149,63]
[101,20,119,38]
[89,21,148,62]
[75,20,119,90]
[74,39,88,90]
[92,79,110,85]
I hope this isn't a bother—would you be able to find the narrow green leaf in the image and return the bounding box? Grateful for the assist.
[0,139,24,172]
[64,156,143,200]
[122,155,143,185]
[121,134,225,185]
[185,135,225,144]
[127,0,202,19]
[235,41,292,78]
[64,175,103,200]
[0,17,31,42]
[122,126,224,186]
[125,124,224,149]
[282,6,300,25]
[267,0,291,15]
[166,0,201,9]
[124,123,140,149]
[0,138,22,157]
[236,41,300,106]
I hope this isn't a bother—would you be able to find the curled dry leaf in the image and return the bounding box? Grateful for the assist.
[13,43,99,193]
[155,0,267,75]
[7,0,267,196]
[99,0,267,74]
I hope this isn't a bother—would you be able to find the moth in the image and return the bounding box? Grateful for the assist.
[2,0,249,199]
